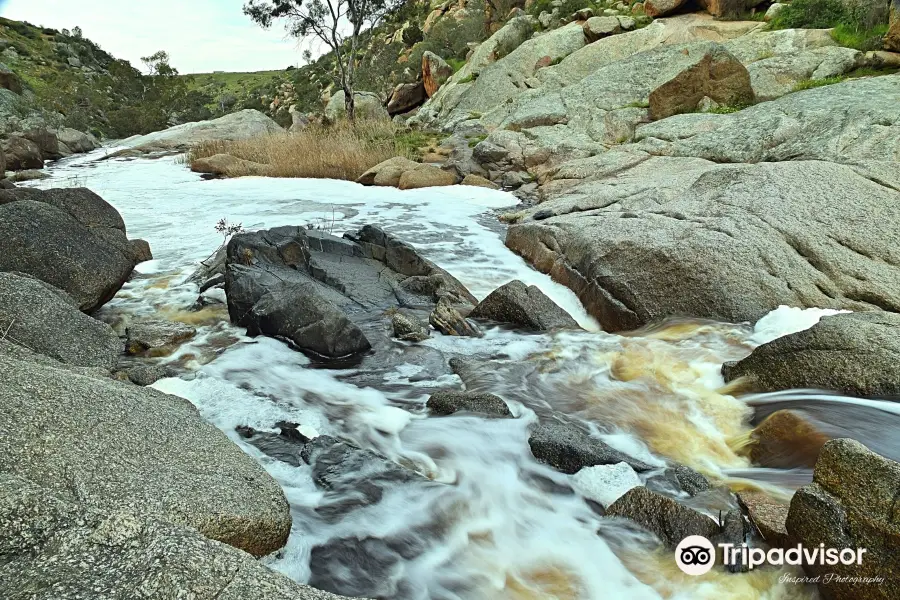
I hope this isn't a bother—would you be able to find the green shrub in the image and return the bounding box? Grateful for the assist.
[770,0,847,29]
[770,0,890,51]
[831,22,889,51]
[792,76,845,91]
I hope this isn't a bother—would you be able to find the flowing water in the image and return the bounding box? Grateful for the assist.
[27,150,900,600]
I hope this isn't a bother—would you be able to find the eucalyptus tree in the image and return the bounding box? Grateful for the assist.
[244,0,403,121]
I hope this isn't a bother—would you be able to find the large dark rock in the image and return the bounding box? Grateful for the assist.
[1,135,43,170]
[470,279,579,330]
[386,81,426,116]
[508,161,900,331]
[528,420,654,473]
[429,296,482,337]
[606,487,720,548]
[723,312,900,399]
[427,390,512,417]
[0,272,122,370]
[224,224,475,358]
[23,127,61,160]
[0,473,353,600]
[0,351,291,558]
[786,439,900,600]
[0,187,150,312]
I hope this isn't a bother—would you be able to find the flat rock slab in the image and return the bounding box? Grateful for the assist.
[0,352,291,557]
[0,474,354,600]
[724,312,900,399]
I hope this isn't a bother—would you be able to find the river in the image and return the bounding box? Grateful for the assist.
[27,149,895,600]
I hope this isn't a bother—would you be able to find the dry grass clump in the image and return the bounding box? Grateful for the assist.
[186,119,415,181]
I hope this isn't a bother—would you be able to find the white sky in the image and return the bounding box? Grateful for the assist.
[0,0,309,73]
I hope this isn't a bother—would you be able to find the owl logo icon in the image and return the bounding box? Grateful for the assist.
[675,535,716,575]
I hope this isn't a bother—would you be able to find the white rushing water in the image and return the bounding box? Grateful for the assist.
[28,151,842,600]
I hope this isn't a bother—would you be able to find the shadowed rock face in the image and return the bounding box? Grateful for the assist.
[470,279,579,331]
[225,225,476,358]
[0,352,291,558]
[0,187,150,313]
[787,439,900,600]
[724,312,900,399]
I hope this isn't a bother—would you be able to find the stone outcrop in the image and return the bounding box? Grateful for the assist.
[427,390,512,416]
[0,473,351,600]
[724,313,900,399]
[0,351,292,558]
[470,279,579,330]
[606,487,721,547]
[1,134,43,170]
[119,109,282,154]
[0,187,150,312]
[0,272,122,370]
[225,225,475,358]
[357,156,457,189]
[786,439,900,600]
[507,156,900,331]
[386,81,426,115]
[737,491,791,549]
[740,410,830,468]
[886,0,900,52]
[422,51,453,97]
[529,421,654,473]
[56,126,100,155]
[126,319,197,355]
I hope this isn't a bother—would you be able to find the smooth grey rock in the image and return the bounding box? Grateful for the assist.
[55,126,100,154]
[786,439,900,600]
[429,296,482,337]
[0,474,353,600]
[470,279,579,330]
[0,187,146,312]
[528,421,654,473]
[0,352,291,557]
[0,272,121,370]
[391,311,430,342]
[325,91,389,122]
[426,390,512,416]
[723,312,900,399]
[507,159,900,331]
[744,46,862,101]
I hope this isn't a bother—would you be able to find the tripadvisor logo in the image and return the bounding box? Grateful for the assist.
[675,536,868,576]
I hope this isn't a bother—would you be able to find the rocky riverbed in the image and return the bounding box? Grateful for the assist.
[1,145,898,600]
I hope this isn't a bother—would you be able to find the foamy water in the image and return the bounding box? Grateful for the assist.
[26,150,856,600]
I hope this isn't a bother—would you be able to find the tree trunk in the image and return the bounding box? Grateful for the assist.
[344,86,356,122]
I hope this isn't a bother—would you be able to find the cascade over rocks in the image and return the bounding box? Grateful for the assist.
[0,187,150,312]
[224,224,476,358]
[0,352,292,558]
[786,439,900,600]
[723,312,900,399]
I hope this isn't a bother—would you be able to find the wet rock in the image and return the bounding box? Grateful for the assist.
[0,272,122,370]
[737,490,791,549]
[470,279,580,331]
[199,273,226,293]
[190,153,273,177]
[123,363,176,386]
[723,312,900,400]
[387,81,426,116]
[237,423,311,467]
[786,439,900,600]
[126,238,154,263]
[528,420,654,474]
[430,296,482,337]
[670,464,711,496]
[572,462,642,508]
[0,187,147,312]
[310,537,406,599]
[422,51,453,97]
[126,319,197,355]
[426,390,511,416]
[0,352,292,557]
[0,474,353,600]
[391,311,430,342]
[188,244,227,285]
[225,225,474,358]
[741,410,830,469]
[605,487,720,548]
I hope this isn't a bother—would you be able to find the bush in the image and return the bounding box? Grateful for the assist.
[792,76,845,91]
[185,120,415,180]
[770,0,890,50]
[770,0,847,28]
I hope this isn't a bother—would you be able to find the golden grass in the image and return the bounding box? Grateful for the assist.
[186,119,416,180]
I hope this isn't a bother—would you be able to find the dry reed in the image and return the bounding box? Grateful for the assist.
[186,119,414,181]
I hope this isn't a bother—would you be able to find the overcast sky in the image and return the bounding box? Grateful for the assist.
[0,0,309,73]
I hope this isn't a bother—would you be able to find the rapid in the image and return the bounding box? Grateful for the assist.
[26,150,900,600]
